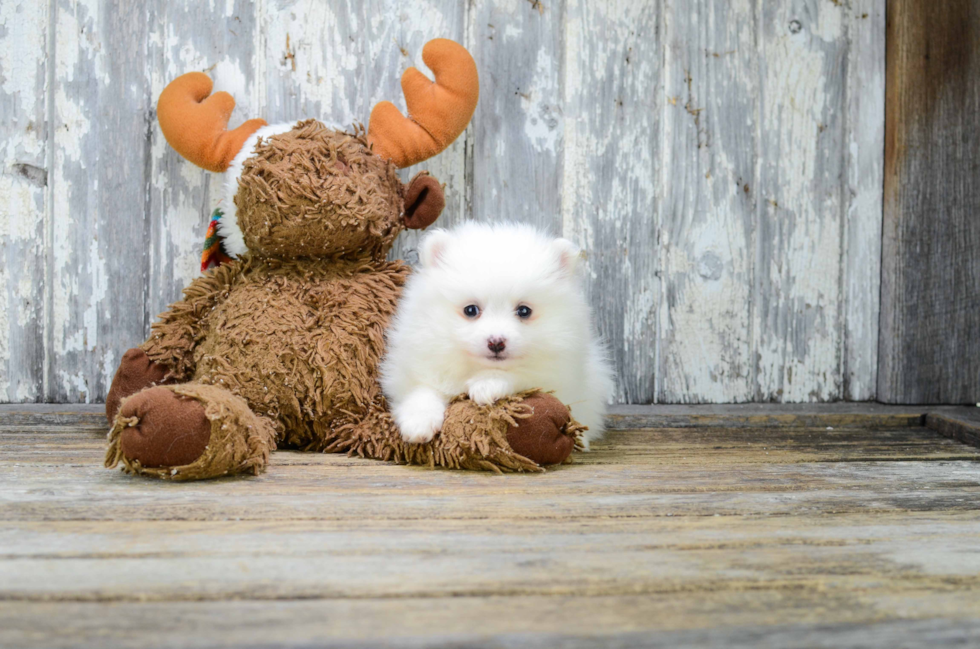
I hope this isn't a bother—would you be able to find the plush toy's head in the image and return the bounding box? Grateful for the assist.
[157,39,478,262]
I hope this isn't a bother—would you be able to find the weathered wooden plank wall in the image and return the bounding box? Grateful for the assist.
[0,0,48,402]
[879,0,980,404]
[0,0,886,404]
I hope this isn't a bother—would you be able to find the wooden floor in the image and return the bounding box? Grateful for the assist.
[2,405,980,648]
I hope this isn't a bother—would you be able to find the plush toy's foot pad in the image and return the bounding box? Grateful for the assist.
[506,393,578,466]
[105,383,277,481]
[114,386,211,468]
[106,348,173,423]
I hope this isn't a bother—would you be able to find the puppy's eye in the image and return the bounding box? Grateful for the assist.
[463,304,481,318]
[516,305,533,319]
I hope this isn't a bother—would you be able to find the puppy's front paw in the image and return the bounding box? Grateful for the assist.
[467,377,514,406]
[394,400,445,444]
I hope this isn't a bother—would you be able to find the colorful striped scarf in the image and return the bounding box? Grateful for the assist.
[201,208,234,272]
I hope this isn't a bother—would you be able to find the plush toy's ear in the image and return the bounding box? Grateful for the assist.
[419,229,452,268]
[553,238,581,278]
[404,172,445,230]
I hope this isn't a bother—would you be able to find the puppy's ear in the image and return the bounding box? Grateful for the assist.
[419,229,452,269]
[403,172,445,230]
[552,238,581,278]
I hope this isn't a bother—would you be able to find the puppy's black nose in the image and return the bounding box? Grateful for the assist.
[488,337,506,354]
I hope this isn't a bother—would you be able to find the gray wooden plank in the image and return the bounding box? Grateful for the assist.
[658,0,757,403]
[7,512,980,560]
[754,0,848,401]
[0,401,935,429]
[3,404,980,645]
[6,424,977,463]
[46,0,151,402]
[0,0,48,402]
[5,444,980,522]
[3,600,979,649]
[4,511,980,601]
[841,0,885,401]
[6,426,977,467]
[926,411,980,448]
[144,0,260,328]
[3,416,980,646]
[467,0,564,233]
[606,405,924,429]
[879,0,980,404]
[562,0,660,404]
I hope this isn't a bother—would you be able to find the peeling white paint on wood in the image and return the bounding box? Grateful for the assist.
[842,0,884,401]
[47,0,151,403]
[468,0,564,232]
[0,0,886,404]
[563,0,660,404]
[659,0,757,403]
[0,0,48,402]
[754,0,848,402]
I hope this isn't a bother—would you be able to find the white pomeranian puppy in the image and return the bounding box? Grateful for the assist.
[381,222,614,449]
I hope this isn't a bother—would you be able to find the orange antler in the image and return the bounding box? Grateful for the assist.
[157,72,267,173]
[368,39,479,168]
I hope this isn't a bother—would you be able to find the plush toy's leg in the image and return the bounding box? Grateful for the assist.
[332,390,582,473]
[105,348,175,422]
[502,392,581,466]
[437,391,584,472]
[319,392,550,473]
[105,383,277,481]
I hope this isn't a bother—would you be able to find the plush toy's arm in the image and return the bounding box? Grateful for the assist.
[141,260,245,381]
[328,389,579,473]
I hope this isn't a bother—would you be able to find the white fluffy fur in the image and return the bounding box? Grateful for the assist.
[381,222,614,449]
[218,120,342,257]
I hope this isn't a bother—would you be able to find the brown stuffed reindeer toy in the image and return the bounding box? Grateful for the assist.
[104,39,581,480]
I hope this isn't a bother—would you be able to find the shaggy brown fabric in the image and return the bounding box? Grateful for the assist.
[106,383,277,481]
[505,392,580,466]
[107,115,586,481]
[143,256,411,450]
[323,388,559,474]
[105,348,174,422]
[236,122,405,260]
[136,257,576,477]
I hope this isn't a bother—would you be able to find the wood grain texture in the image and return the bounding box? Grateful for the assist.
[3,423,980,524]
[46,0,152,403]
[3,601,980,649]
[0,0,48,402]
[659,0,756,403]
[755,0,847,401]
[0,399,941,428]
[0,1,891,404]
[562,0,660,403]
[926,410,980,448]
[2,412,980,646]
[467,0,564,232]
[879,0,980,404]
[842,0,885,401]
